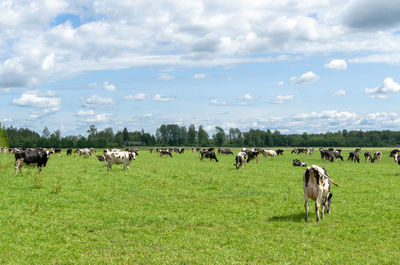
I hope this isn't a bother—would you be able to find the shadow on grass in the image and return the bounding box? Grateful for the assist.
[269,212,304,223]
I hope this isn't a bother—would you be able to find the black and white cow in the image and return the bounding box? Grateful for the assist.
[235,151,247,169]
[96,155,106,162]
[348,152,360,163]
[303,165,338,222]
[160,149,173,157]
[14,149,50,174]
[364,152,372,163]
[200,151,219,162]
[245,149,260,163]
[103,151,135,171]
[66,148,72,155]
[389,149,400,162]
[373,151,382,162]
[262,149,277,158]
[293,159,307,167]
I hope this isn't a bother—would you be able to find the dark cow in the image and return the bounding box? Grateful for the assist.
[245,149,260,163]
[293,159,307,167]
[96,155,106,162]
[200,151,218,162]
[303,165,338,222]
[373,151,382,162]
[364,152,372,163]
[320,149,335,162]
[219,148,233,155]
[348,152,360,163]
[66,148,72,155]
[333,151,343,161]
[275,149,284,156]
[14,150,50,174]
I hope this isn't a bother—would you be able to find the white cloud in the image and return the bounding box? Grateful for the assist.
[42,52,55,71]
[158,73,175,81]
[365,77,400,98]
[86,113,112,123]
[193,73,206,79]
[272,95,294,104]
[77,110,95,116]
[144,113,153,117]
[13,90,61,110]
[325,59,347,70]
[104,81,116,91]
[332,89,347,96]
[82,95,114,109]
[289,71,319,84]
[153,94,174,102]
[238,94,257,100]
[210,99,228,105]
[277,81,284,86]
[126,93,146,100]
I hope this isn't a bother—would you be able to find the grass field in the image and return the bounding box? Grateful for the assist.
[0,148,400,264]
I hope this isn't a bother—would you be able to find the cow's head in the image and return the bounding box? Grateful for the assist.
[129,153,136,161]
[325,193,333,213]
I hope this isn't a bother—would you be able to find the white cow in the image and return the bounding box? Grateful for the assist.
[262,149,277,158]
[104,151,136,171]
[235,151,247,169]
[303,165,338,222]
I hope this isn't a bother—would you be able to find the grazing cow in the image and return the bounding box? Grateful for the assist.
[333,151,343,161]
[200,151,219,162]
[319,149,335,162]
[96,155,106,162]
[348,152,360,163]
[306,148,314,156]
[76,148,92,156]
[218,148,233,155]
[292,148,306,154]
[293,159,307,167]
[66,148,72,155]
[245,149,260,163]
[355,148,361,153]
[303,165,338,222]
[389,149,400,162]
[14,150,50,174]
[262,149,277,158]
[235,152,247,169]
[364,152,372,163]
[54,148,61,154]
[275,149,284,156]
[103,151,135,171]
[126,148,139,156]
[160,149,173,157]
[149,148,153,153]
[373,151,382,162]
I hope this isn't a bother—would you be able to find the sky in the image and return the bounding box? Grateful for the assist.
[1,0,400,136]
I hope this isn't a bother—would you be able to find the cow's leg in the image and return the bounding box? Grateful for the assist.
[304,196,309,222]
[316,193,322,222]
[321,201,325,220]
[38,166,42,174]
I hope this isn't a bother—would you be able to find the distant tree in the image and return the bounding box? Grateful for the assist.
[198,125,209,146]
[122,127,129,144]
[87,124,97,138]
[213,126,226,146]
[188,124,197,146]
[42,127,50,139]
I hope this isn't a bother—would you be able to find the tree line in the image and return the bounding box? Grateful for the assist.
[3,123,400,148]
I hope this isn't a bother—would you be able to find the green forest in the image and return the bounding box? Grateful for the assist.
[3,124,400,148]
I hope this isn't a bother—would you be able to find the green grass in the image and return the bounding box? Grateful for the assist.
[0,148,399,264]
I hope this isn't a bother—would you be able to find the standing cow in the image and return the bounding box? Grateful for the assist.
[303,165,338,222]
[103,151,136,171]
[14,149,50,174]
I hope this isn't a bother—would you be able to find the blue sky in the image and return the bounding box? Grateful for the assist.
[1,0,400,136]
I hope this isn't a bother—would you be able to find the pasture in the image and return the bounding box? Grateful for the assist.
[0,148,399,264]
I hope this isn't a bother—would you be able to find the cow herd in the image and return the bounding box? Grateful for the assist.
[2,146,400,223]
